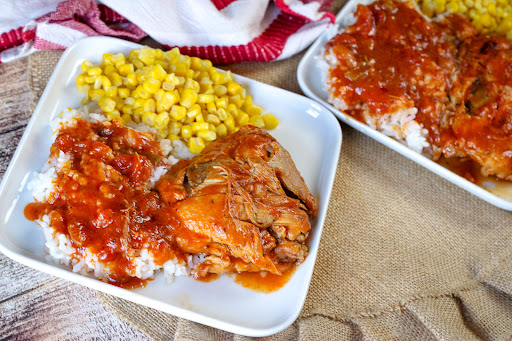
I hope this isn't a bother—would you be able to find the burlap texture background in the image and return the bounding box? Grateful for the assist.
[27,13,512,341]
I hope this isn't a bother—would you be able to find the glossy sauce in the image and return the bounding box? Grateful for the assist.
[326,0,455,145]
[24,118,184,287]
[232,265,297,293]
[25,119,305,291]
[327,0,512,181]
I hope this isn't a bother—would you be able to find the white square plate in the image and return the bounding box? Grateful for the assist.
[0,36,341,336]
[297,0,512,211]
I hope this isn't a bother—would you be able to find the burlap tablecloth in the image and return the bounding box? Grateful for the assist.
[26,17,512,341]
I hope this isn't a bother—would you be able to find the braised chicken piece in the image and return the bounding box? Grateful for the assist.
[157,125,317,278]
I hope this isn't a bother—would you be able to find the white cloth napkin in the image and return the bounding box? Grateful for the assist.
[0,0,334,63]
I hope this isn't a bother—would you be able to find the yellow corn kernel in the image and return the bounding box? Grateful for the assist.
[238,112,249,126]
[121,113,132,124]
[103,64,116,75]
[105,86,118,98]
[197,94,215,104]
[87,67,102,76]
[208,123,216,132]
[162,81,175,91]
[192,122,209,133]
[76,74,86,87]
[185,69,195,79]
[198,130,216,141]
[190,57,203,71]
[188,136,206,154]
[80,96,89,105]
[107,112,122,122]
[143,98,156,113]
[249,115,265,128]
[125,97,136,106]
[487,2,497,15]
[149,64,167,81]
[262,113,279,129]
[111,53,125,67]
[216,108,228,121]
[142,78,161,94]
[229,95,244,108]
[170,105,187,121]
[77,84,90,94]
[184,78,200,92]
[142,111,157,126]
[89,89,105,102]
[182,115,195,125]
[125,72,138,87]
[138,49,155,65]
[225,116,235,132]
[118,63,134,77]
[118,88,130,98]
[121,105,133,115]
[180,88,198,108]
[213,85,227,96]
[135,85,151,99]
[93,77,103,90]
[206,114,221,125]
[247,105,263,116]
[99,97,116,112]
[227,103,238,117]
[114,97,125,110]
[194,113,205,123]
[132,58,145,70]
[131,109,142,123]
[480,12,493,26]
[155,112,170,130]
[85,75,96,84]
[132,98,144,108]
[164,73,180,85]
[157,92,178,112]
[108,72,123,87]
[206,101,217,114]
[167,133,180,141]
[172,63,188,76]
[169,121,182,135]
[216,124,227,137]
[227,81,242,95]
[215,97,228,110]
[102,53,113,65]
[181,125,193,138]
[165,47,181,60]
[187,104,201,118]
[446,2,459,12]
[81,61,94,73]
[177,76,186,86]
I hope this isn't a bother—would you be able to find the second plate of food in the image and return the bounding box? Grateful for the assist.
[298,0,512,211]
[0,36,341,336]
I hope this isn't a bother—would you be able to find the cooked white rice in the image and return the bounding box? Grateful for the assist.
[29,105,203,284]
[319,0,431,155]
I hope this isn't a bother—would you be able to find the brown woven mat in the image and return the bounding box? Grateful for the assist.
[27,15,512,341]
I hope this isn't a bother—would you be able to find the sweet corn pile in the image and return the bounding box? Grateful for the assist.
[416,0,512,39]
[76,47,279,154]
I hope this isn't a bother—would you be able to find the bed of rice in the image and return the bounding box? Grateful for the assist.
[29,104,204,284]
[318,0,431,154]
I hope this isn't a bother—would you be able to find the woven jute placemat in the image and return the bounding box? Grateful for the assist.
[27,17,512,341]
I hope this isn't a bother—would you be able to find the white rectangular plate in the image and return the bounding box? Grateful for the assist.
[297,0,512,211]
[0,36,342,336]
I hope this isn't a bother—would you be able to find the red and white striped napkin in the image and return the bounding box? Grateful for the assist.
[0,0,334,64]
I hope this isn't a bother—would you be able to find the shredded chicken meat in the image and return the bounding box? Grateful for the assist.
[157,125,318,277]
